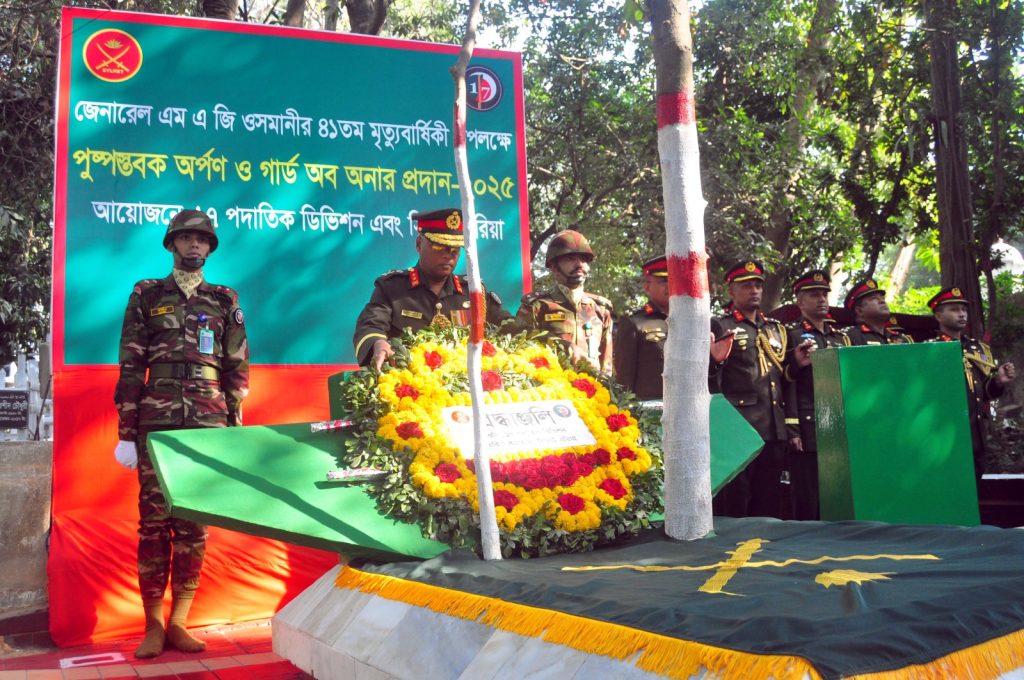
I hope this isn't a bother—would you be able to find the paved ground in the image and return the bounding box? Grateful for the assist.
[0,619,310,680]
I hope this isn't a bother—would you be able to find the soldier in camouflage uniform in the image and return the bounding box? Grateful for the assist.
[353,208,511,369]
[515,230,614,373]
[615,255,669,400]
[113,209,249,659]
[841,279,914,345]
[927,287,1016,480]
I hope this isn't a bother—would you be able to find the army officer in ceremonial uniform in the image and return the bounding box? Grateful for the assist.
[615,255,669,400]
[353,208,511,369]
[842,278,914,345]
[711,260,812,519]
[927,287,1016,480]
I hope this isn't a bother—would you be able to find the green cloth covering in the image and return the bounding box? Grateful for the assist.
[363,517,1024,679]
[148,423,448,560]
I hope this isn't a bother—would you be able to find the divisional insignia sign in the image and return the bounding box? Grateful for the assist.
[53,8,529,368]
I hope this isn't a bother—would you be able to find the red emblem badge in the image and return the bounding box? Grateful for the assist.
[83,29,143,83]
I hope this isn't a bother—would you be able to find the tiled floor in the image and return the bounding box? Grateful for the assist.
[0,620,311,680]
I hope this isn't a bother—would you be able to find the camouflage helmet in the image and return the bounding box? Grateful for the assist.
[545,230,594,266]
[163,209,218,253]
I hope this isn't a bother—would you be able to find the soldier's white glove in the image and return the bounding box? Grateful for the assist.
[114,440,138,470]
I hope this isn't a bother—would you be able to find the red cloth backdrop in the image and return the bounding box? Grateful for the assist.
[48,365,342,646]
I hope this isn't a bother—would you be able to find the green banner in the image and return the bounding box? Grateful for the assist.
[56,9,529,366]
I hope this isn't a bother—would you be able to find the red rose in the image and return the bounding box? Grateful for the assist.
[481,370,504,391]
[606,413,630,432]
[424,351,444,370]
[541,455,574,486]
[600,478,627,499]
[558,493,586,515]
[395,383,420,400]
[571,379,597,398]
[529,357,550,368]
[435,463,460,483]
[396,421,424,439]
[482,341,497,357]
[592,448,611,465]
[494,489,519,511]
[616,447,636,460]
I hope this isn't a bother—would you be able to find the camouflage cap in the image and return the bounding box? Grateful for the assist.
[545,230,594,266]
[164,209,218,253]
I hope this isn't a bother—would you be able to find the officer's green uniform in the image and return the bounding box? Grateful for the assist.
[614,256,670,400]
[353,267,508,365]
[926,287,1006,479]
[782,270,847,521]
[711,260,793,520]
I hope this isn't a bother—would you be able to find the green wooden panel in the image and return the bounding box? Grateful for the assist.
[814,343,979,525]
[147,423,448,560]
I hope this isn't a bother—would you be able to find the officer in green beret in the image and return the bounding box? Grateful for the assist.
[113,208,249,658]
[927,287,1016,480]
[353,208,511,369]
[615,255,670,400]
[514,229,614,373]
[841,279,913,345]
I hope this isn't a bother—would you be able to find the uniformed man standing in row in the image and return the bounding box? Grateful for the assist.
[113,209,249,658]
[352,208,511,369]
[842,278,914,345]
[711,260,812,519]
[927,287,1016,480]
[614,255,669,400]
[783,270,847,520]
[515,230,614,373]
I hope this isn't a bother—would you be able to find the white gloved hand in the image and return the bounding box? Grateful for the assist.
[114,440,138,470]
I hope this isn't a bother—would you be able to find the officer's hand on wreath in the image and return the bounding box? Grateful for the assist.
[709,330,735,364]
[794,339,816,368]
[998,362,1016,384]
[114,440,138,470]
[372,339,395,371]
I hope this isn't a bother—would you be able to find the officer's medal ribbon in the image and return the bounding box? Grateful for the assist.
[197,312,215,354]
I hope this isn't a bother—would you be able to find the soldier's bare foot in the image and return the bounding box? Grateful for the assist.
[166,623,206,653]
[133,625,165,658]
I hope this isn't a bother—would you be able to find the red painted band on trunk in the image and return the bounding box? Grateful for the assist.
[656,91,696,128]
[667,252,708,299]
[470,291,486,343]
[453,102,467,147]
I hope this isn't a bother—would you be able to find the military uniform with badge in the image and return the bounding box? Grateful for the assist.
[711,260,793,519]
[927,287,1016,479]
[353,209,510,367]
[615,255,669,400]
[515,230,614,373]
[783,270,847,520]
[841,279,914,345]
[112,209,249,658]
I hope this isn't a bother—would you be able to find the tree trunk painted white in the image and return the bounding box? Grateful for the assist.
[452,0,500,560]
[650,0,713,540]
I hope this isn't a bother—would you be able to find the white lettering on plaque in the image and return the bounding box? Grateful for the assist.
[442,400,596,459]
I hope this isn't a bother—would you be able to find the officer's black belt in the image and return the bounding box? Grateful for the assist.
[148,363,220,380]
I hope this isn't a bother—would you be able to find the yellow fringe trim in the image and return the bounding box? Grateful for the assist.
[848,628,1024,680]
[336,565,821,680]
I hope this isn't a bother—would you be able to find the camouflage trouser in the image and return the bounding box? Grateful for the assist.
[136,427,208,601]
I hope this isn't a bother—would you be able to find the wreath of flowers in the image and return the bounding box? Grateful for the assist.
[337,326,663,557]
